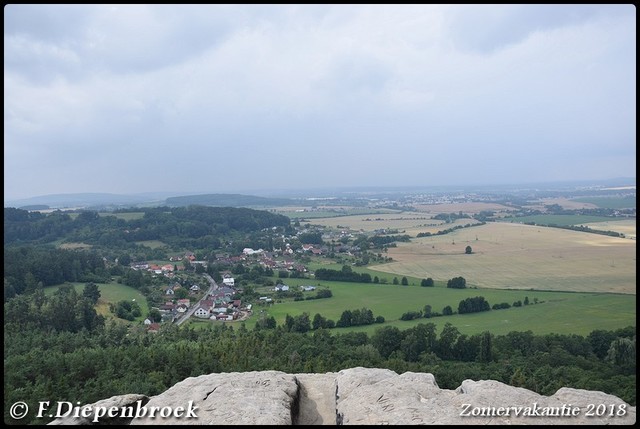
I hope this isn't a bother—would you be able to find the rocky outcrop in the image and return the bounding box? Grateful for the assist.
[49,367,636,425]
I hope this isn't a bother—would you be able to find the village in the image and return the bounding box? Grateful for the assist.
[132,231,355,331]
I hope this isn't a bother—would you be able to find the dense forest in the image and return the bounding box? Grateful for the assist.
[4,286,636,424]
[3,206,290,298]
[3,206,290,247]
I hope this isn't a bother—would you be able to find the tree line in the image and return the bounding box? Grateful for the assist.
[4,206,290,249]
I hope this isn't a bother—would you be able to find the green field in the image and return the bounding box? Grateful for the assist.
[99,212,145,220]
[135,240,168,249]
[255,277,635,337]
[502,214,617,226]
[571,196,636,209]
[44,281,149,323]
[278,208,393,219]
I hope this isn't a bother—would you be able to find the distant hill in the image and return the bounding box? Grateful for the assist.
[165,194,296,207]
[4,193,152,209]
[18,205,50,211]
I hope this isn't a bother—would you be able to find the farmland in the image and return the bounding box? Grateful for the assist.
[309,212,482,236]
[581,219,636,239]
[260,277,635,337]
[571,196,636,209]
[370,222,635,294]
[501,214,617,226]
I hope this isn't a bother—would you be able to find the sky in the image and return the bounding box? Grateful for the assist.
[3,4,636,200]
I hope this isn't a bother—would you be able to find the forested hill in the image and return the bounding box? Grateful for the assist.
[3,206,290,246]
[165,194,295,207]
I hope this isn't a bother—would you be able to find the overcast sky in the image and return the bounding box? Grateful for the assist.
[4,4,636,200]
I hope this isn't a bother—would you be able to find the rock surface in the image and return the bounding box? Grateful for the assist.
[49,367,636,425]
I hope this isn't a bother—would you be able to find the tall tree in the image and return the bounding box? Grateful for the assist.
[82,283,101,305]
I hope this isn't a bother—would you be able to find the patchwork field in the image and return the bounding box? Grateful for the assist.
[371,222,636,294]
[310,211,448,233]
[525,198,598,210]
[412,202,515,214]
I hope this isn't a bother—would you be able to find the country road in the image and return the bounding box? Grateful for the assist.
[175,273,218,326]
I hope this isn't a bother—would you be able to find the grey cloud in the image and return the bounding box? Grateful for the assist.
[445,4,628,54]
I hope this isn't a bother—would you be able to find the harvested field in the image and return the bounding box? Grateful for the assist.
[581,219,636,240]
[525,197,599,210]
[310,212,446,232]
[371,222,636,294]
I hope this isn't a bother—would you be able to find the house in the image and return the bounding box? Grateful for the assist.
[159,302,175,312]
[190,284,200,292]
[301,285,316,291]
[232,299,241,308]
[222,277,235,287]
[146,323,161,333]
[164,287,175,296]
[274,285,289,292]
[143,318,152,325]
[176,304,188,313]
[177,299,190,307]
[194,306,210,318]
[219,287,235,296]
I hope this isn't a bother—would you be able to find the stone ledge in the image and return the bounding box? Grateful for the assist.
[49,367,636,425]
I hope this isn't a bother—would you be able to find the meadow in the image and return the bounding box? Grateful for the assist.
[275,207,395,219]
[571,196,636,209]
[98,211,145,220]
[135,240,168,249]
[258,277,635,337]
[44,281,149,323]
[501,214,617,226]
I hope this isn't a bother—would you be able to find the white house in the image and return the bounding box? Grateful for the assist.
[194,307,210,318]
[222,277,235,287]
[274,285,289,292]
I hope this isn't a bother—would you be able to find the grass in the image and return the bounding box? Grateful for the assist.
[278,208,393,219]
[502,214,617,226]
[571,196,636,209]
[308,211,446,232]
[135,240,168,249]
[258,279,635,337]
[44,281,149,323]
[98,212,145,221]
[58,242,93,250]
